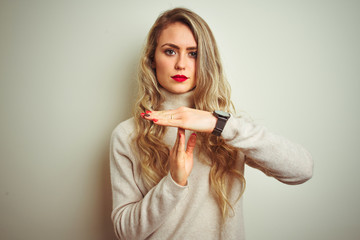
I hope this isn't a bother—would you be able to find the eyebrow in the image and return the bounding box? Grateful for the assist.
[160,43,197,50]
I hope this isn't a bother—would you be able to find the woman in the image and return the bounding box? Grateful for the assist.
[110,7,313,240]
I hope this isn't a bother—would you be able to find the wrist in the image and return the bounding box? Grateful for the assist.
[211,110,231,136]
[209,112,218,133]
[170,173,187,186]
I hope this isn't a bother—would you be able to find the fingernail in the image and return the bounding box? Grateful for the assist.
[153,119,158,122]
[140,113,145,117]
[191,133,197,136]
[146,110,152,114]
[144,114,150,117]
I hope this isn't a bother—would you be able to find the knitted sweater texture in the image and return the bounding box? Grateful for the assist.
[110,89,313,240]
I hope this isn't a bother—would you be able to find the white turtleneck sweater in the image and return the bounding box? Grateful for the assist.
[110,89,313,240]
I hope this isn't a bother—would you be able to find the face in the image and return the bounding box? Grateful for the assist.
[153,22,197,94]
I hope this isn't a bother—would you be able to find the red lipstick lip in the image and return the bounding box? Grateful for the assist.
[171,75,189,82]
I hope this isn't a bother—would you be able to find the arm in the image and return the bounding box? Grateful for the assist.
[110,125,190,239]
[144,107,313,184]
[222,116,313,184]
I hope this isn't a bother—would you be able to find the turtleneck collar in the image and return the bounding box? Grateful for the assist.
[159,87,195,110]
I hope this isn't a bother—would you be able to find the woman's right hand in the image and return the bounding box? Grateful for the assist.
[169,128,197,186]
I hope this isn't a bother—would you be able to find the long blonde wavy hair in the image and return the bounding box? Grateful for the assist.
[132,8,245,221]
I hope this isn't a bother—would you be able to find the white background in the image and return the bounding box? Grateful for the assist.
[1,0,359,239]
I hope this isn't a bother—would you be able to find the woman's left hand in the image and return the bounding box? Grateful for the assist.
[142,107,217,133]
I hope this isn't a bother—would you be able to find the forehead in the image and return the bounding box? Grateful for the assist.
[157,22,197,47]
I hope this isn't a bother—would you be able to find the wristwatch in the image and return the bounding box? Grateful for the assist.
[211,110,231,136]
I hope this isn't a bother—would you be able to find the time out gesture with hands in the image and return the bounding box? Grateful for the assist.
[141,107,217,186]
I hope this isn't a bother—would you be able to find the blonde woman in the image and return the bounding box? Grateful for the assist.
[110,7,313,240]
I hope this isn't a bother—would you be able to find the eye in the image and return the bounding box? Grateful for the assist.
[189,51,197,58]
[164,49,176,56]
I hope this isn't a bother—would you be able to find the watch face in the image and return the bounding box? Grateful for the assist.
[214,110,230,118]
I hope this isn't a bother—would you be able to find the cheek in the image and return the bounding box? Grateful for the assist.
[191,62,196,76]
[155,52,166,72]
[154,54,169,73]
[155,60,166,73]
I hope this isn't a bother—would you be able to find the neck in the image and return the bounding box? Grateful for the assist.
[159,87,195,110]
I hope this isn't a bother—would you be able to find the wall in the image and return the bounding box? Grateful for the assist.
[0,0,359,239]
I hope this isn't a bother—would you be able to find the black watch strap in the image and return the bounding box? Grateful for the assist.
[212,110,231,136]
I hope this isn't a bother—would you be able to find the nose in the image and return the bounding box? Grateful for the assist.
[175,54,186,70]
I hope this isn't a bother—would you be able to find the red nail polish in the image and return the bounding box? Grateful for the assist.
[153,119,158,122]
[191,133,197,136]
[146,110,152,114]
[140,113,145,117]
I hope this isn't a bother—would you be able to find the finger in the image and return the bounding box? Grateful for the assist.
[143,109,178,120]
[152,118,183,128]
[143,110,183,128]
[170,127,181,155]
[186,133,197,155]
[177,128,186,155]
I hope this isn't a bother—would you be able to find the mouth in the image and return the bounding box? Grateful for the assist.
[171,75,189,82]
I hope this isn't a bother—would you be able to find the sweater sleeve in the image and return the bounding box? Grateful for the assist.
[110,124,188,240]
[221,116,313,184]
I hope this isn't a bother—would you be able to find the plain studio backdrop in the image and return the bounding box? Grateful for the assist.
[0,0,359,239]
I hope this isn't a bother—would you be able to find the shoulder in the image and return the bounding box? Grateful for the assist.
[111,117,136,145]
[112,117,135,135]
